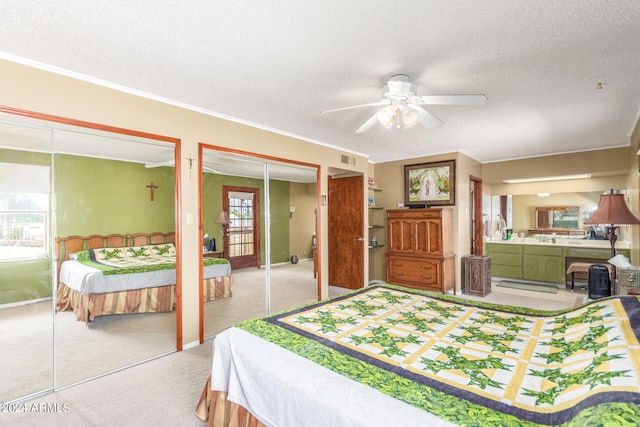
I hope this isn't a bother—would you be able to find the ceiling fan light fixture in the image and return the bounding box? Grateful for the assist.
[401,106,420,128]
[376,106,397,129]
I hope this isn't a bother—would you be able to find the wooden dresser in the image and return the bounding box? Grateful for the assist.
[385,208,455,294]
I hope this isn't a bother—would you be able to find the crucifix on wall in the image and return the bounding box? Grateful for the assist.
[146,181,158,201]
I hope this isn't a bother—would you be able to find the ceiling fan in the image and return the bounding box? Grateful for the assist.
[321,74,488,133]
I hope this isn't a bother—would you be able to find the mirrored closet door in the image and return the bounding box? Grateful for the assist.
[0,119,54,402]
[201,148,319,339]
[0,111,178,402]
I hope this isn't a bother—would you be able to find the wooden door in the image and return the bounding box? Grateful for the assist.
[223,186,260,270]
[328,175,364,289]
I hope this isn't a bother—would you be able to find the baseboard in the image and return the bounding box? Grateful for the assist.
[0,297,52,310]
[182,340,201,350]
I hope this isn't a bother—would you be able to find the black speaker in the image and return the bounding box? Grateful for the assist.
[588,264,611,299]
[207,238,216,252]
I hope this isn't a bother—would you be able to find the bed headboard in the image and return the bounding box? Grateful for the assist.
[54,232,176,281]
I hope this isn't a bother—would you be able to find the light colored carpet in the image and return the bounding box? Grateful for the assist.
[204,260,322,338]
[2,340,213,427]
[1,261,322,403]
[2,264,584,426]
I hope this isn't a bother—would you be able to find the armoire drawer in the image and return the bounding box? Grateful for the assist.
[387,256,442,287]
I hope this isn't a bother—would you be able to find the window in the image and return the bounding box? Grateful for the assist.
[228,192,255,257]
[0,163,50,261]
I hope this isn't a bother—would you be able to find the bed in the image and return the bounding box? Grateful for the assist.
[55,232,232,323]
[196,283,640,426]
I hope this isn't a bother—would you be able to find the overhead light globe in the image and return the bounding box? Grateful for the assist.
[401,106,420,128]
[376,106,397,129]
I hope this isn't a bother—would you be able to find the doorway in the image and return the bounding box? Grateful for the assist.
[328,174,364,290]
[470,176,483,256]
[222,186,260,270]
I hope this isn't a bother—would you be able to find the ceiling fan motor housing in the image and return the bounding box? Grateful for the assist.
[383,74,415,99]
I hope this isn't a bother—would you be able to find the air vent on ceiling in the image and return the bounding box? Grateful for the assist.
[340,154,356,166]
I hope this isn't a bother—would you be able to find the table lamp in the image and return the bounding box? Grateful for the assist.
[585,189,640,284]
[215,210,230,258]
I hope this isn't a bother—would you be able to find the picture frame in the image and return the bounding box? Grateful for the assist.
[367,177,379,189]
[404,160,456,207]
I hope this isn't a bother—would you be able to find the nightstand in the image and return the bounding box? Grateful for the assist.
[204,251,223,258]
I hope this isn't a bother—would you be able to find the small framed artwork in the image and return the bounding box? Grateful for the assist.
[367,177,379,189]
[404,160,456,207]
[368,196,376,207]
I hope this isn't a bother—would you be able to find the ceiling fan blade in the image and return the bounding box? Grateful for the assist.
[355,114,379,133]
[321,100,389,114]
[412,94,488,105]
[415,106,444,129]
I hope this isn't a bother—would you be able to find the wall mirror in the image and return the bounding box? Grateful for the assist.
[487,193,602,238]
[535,206,580,229]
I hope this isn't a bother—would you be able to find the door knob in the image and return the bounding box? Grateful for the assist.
[355,237,365,242]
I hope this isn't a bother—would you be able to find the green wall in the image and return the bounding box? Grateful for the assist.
[2,150,297,303]
[55,154,175,236]
[202,173,290,265]
[0,259,51,303]
[0,149,52,304]
[1,152,175,305]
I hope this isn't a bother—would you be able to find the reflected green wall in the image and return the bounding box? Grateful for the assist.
[0,259,51,303]
[202,173,290,265]
[55,155,175,236]
[1,152,175,305]
[0,149,52,304]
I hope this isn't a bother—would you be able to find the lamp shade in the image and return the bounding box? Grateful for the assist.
[585,190,640,226]
[215,210,230,224]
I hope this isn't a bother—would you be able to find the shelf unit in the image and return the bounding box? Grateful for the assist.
[368,186,385,283]
[368,187,384,249]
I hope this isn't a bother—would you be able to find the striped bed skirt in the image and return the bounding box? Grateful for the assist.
[56,275,232,323]
[196,374,266,427]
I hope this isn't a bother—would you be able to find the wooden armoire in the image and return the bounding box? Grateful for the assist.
[385,208,455,294]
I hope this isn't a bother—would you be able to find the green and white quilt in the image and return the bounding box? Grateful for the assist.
[237,284,640,426]
[73,243,226,275]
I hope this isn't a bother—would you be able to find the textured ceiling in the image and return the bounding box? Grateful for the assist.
[1,1,639,164]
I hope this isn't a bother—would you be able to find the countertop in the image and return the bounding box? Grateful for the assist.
[485,238,629,250]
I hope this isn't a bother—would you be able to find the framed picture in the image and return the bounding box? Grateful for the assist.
[367,177,379,189]
[404,160,456,207]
